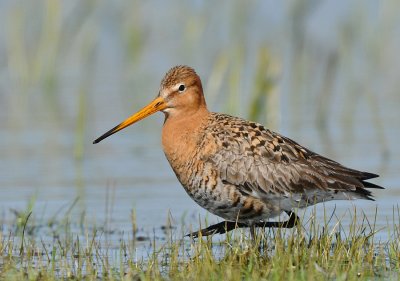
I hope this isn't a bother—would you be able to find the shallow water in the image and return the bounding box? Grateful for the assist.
[0,111,398,248]
[0,0,399,260]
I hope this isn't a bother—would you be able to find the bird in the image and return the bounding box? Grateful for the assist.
[93,65,384,237]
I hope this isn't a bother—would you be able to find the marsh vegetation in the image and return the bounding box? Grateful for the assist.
[1,1,399,279]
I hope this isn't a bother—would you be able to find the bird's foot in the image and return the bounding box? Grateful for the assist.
[186,211,300,238]
[186,221,247,238]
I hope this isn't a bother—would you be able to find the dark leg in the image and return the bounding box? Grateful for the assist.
[186,211,300,238]
[255,211,300,228]
[186,221,248,238]
[250,225,257,241]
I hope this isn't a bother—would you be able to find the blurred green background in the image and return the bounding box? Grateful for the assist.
[0,0,399,234]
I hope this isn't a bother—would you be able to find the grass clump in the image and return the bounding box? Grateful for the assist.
[0,205,398,280]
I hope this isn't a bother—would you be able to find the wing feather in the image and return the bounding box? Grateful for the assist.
[203,113,383,202]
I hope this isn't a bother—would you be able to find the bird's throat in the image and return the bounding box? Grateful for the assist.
[161,107,209,167]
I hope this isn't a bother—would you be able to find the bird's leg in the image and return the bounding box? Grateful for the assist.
[250,212,299,248]
[186,221,247,238]
[250,224,257,241]
[254,211,300,228]
[187,211,300,238]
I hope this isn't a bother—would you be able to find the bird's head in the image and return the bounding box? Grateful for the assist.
[93,65,206,144]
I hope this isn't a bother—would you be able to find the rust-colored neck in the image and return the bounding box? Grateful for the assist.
[161,105,210,168]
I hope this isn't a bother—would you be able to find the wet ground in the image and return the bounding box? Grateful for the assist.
[0,0,399,260]
[0,110,398,257]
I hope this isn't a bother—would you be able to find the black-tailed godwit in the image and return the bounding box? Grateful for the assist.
[93,65,383,237]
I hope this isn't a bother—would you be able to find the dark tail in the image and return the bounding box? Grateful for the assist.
[356,172,384,201]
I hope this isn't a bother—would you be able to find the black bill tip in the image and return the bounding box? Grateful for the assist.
[93,123,122,144]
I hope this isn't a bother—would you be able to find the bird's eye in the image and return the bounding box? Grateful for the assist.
[178,84,186,92]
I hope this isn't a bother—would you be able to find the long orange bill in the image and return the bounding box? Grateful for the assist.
[93,96,167,144]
